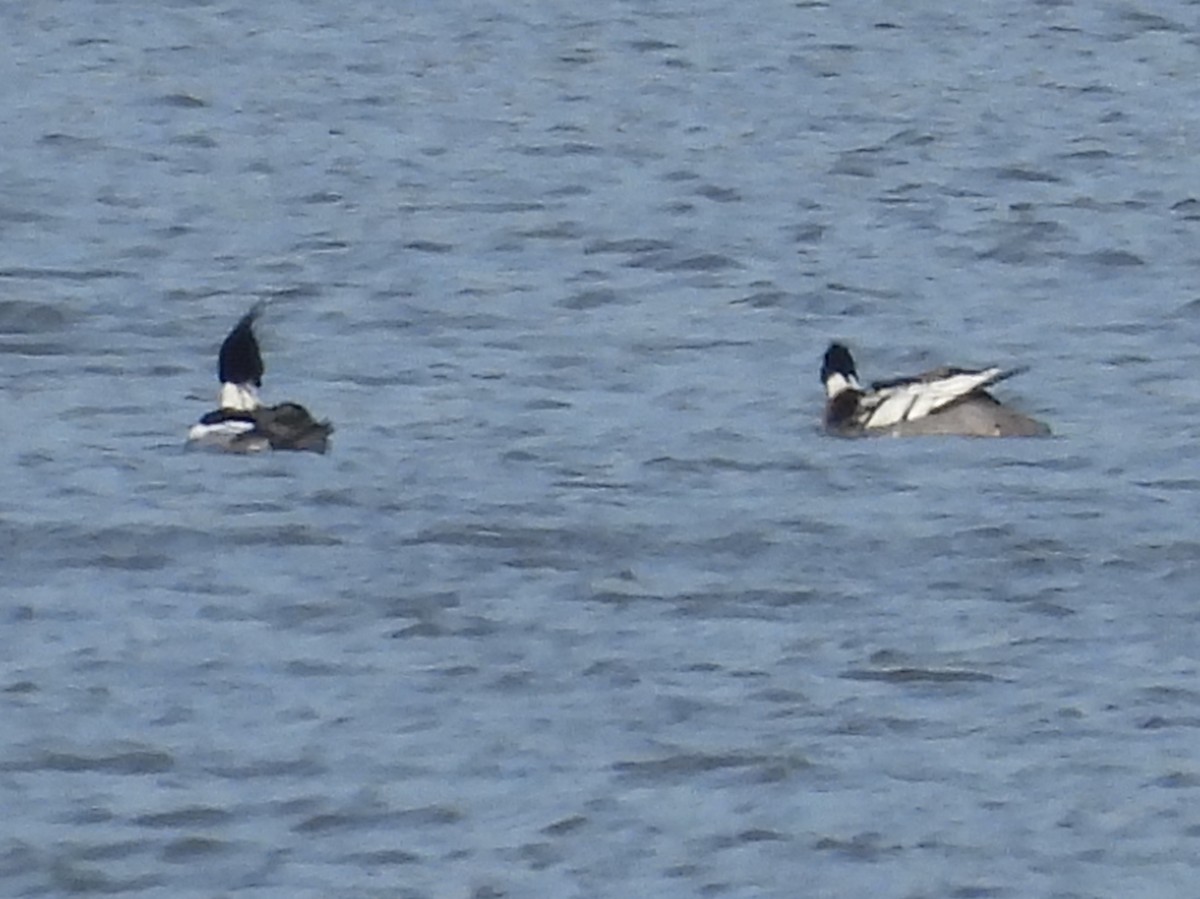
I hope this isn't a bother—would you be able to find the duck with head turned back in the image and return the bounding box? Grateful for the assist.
[820,342,1049,438]
[188,303,333,453]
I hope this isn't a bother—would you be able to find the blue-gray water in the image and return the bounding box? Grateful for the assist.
[4,2,1200,897]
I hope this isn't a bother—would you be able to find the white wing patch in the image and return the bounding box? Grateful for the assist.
[861,367,1006,429]
[188,418,256,444]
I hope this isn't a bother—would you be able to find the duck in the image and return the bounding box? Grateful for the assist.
[820,342,1049,437]
[187,303,333,453]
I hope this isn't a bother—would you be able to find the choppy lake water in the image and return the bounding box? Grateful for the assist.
[5,2,1200,897]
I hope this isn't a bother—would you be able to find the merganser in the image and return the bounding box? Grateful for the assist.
[187,304,333,453]
[820,342,1049,437]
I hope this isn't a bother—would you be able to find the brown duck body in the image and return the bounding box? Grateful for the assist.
[188,305,333,454]
[251,402,333,453]
[821,343,1049,438]
[859,392,1050,438]
[194,402,333,453]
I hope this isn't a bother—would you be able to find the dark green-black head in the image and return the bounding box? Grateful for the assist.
[821,342,858,386]
[218,302,266,386]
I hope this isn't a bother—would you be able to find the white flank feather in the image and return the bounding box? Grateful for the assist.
[862,367,1006,429]
[188,418,256,443]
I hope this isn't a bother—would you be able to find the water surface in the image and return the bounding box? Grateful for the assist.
[3,2,1200,897]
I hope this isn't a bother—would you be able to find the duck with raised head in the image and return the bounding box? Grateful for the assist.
[187,304,333,453]
[820,342,1049,438]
